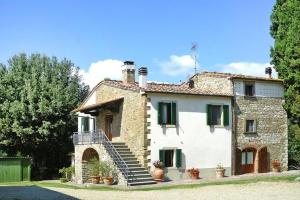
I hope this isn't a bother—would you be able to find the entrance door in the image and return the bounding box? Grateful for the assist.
[241,148,256,173]
[105,115,113,141]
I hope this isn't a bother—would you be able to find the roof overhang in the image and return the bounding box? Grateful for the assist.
[72,97,124,115]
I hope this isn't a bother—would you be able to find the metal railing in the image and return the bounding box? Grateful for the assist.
[72,130,137,185]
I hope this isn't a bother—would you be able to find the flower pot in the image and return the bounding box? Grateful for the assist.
[103,177,113,185]
[216,168,225,178]
[191,172,199,180]
[90,176,100,184]
[272,167,280,173]
[153,168,164,182]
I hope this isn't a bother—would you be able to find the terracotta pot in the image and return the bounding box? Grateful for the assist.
[272,167,280,173]
[103,177,113,185]
[216,168,225,178]
[190,172,199,180]
[153,168,164,182]
[90,176,100,184]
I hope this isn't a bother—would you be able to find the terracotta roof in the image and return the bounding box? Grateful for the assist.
[72,97,124,113]
[101,79,233,96]
[196,71,283,82]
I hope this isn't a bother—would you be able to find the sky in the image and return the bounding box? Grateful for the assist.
[0,0,276,88]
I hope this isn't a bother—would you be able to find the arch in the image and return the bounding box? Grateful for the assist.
[82,148,99,162]
[241,147,257,174]
[258,146,268,173]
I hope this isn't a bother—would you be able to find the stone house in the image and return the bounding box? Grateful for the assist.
[72,61,288,186]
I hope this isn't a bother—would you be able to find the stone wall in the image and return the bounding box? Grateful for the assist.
[191,73,233,95]
[234,96,288,172]
[95,84,148,167]
[74,144,126,185]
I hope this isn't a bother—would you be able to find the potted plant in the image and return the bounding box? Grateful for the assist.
[99,160,117,185]
[59,166,75,183]
[152,160,164,182]
[88,158,101,184]
[215,164,225,178]
[272,159,281,172]
[187,168,200,179]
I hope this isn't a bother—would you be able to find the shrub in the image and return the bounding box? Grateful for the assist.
[88,158,100,177]
[60,178,68,183]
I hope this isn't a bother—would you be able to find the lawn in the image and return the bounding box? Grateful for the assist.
[0,174,299,192]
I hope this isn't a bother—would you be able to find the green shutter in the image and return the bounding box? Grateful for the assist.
[223,105,229,126]
[176,149,182,168]
[159,150,165,165]
[207,104,212,125]
[171,102,177,125]
[158,102,163,124]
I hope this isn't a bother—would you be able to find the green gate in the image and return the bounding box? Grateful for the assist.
[0,157,31,182]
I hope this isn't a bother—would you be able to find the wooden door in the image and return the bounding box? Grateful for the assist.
[259,147,268,173]
[105,115,113,141]
[241,148,256,174]
[235,148,242,175]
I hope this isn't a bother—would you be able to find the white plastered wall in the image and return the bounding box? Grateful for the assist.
[148,94,232,171]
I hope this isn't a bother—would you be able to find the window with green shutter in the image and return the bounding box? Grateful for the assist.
[176,149,182,168]
[223,105,229,126]
[158,102,177,125]
[207,104,212,125]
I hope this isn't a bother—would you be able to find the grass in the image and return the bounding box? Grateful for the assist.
[0,174,299,192]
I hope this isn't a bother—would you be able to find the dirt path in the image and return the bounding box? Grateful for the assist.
[1,182,300,200]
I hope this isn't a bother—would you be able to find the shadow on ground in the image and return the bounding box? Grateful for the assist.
[0,186,78,200]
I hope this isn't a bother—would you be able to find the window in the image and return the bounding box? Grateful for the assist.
[245,83,255,96]
[242,151,254,165]
[245,119,256,133]
[159,149,182,168]
[207,105,229,126]
[158,102,177,125]
[81,117,90,132]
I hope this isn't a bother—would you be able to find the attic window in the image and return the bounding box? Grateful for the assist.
[245,82,255,96]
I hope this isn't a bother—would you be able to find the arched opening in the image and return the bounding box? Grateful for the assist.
[241,147,257,174]
[82,148,99,162]
[82,148,99,183]
[258,146,268,173]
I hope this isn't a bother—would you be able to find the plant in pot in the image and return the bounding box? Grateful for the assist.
[99,160,117,185]
[152,160,164,182]
[88,157,101,184]
[215,164,225,178]
[187,168,200,180]
[272,159,281,172]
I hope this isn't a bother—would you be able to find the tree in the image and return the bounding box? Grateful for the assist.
[270,0,300,123]
[0,53,89,179]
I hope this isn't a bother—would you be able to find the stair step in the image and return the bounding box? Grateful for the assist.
[127,177,154,182]
[128,180,157,186]
[112,142,126,145]
[127,167,149,171]
[128,174,153,178]
[126,163,142,168]
[130,170,150,174]
[124,160,139,165]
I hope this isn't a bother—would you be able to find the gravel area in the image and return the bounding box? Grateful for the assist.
[1,182,300,200]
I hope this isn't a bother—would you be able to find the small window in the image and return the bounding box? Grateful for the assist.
[242,151,254,165]
[164,150,174,167]
[245,83,255,96]
[158,102,177,125]
[245,119,256,133]
[211,105,222,125]
[81,117,90,132]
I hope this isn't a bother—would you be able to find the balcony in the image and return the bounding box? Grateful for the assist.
[73,131,104,145]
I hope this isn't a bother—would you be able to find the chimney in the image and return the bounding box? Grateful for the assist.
[138,67,148,88]
[265,67,272,78]
[122,61,136,84]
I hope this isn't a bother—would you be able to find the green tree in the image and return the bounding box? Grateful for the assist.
[0,53,89,179]
[270,0,300,123]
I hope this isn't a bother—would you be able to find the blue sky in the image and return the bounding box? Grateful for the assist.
[0,0,276,87]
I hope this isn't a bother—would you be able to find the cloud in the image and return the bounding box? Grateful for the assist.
[219,62,277,77]
[157,55,195,76]
[79,59,123,88]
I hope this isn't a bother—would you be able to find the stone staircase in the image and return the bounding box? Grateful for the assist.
[112,142,156,186]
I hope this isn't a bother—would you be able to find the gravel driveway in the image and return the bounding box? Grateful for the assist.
[1,182,300,200]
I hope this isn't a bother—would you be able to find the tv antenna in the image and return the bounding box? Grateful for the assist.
[191,42,199,74]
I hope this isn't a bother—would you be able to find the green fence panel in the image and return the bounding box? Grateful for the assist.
[0,158,31,182]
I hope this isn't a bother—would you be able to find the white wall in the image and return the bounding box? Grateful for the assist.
[234,80,284,98]
[148,94,232,170]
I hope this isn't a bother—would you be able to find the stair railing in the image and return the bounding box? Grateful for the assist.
[73,130,137,185]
